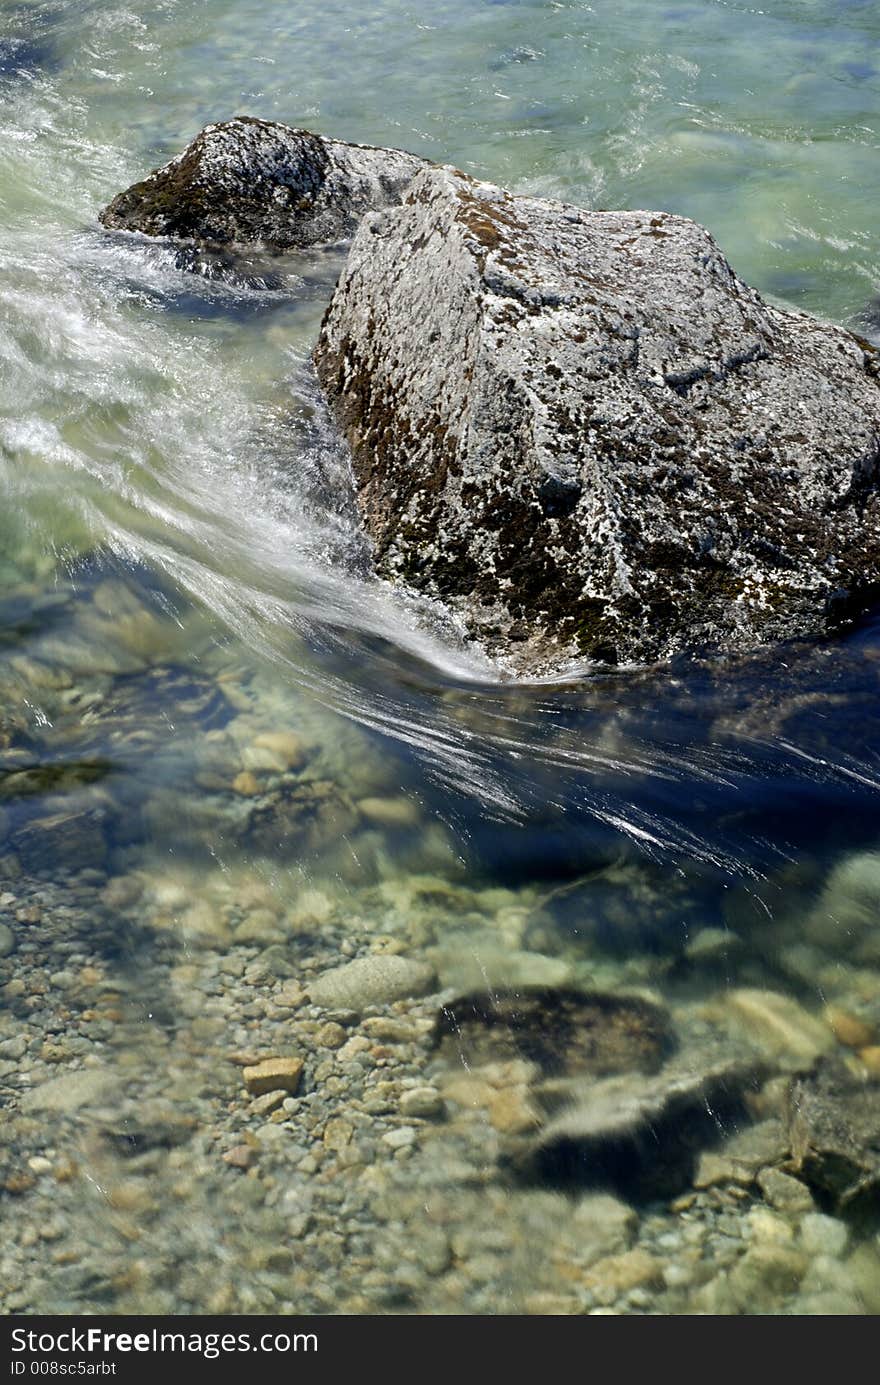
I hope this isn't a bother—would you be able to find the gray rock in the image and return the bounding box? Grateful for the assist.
[20,1067,118,1115]
[787,1058,880,1213]
[431,934,573,992]
[721,1117,789,1171]
[728,1243,807,1307]
[570,1192,638,1261]
[399,1086,445,1120]
[525,1047,768,1197]
[757,1166,815,1214]
[315,163,880,671]
[10,807,107,873]
[100,117,425,251]
[800,1212,849,1259]
[307,953,436,1011]
[684,927,743,964]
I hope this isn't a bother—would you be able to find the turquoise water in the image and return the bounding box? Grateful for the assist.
[1,0,880,1317]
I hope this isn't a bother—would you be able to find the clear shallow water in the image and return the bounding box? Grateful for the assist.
[1,0,880,1317]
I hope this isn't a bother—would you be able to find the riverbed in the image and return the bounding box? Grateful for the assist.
[1,0,880,1315]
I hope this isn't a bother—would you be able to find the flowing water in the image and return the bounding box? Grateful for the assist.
[2,0,880,1317]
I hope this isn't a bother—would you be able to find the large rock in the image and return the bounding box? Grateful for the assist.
[434,987,674,1077]
[315,164,880,670]
[100,117,425,250]
[522,1046,770,1198]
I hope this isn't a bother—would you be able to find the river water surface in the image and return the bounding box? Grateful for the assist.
[2,0,880,1317]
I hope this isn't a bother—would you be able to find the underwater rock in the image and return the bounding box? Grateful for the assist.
[100,117,425,251]
[429,930,574,991]
[9,805,108,873]
[724,989,835,1068]
[20,1067,118,1115]
[529,858,707,957]
[315,163,880,671]
[805,850,880,952]
[245,778,359,855]
[242,1057,304,1097]
[727,1243,807,1308]
[523,1048,769,1199]
[307,953,436,1012]
[100,1104,199,1156]
[435,987,673,1078]
[786,1057,880,1214]
[757,1166,815,1215]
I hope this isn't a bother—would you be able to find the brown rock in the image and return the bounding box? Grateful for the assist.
[582,1248,664,1296]
[824,1005,877,1050]
[232,771,261,797]
[3,1172,35,1195]
[487,1086,540,1135]
[223,1145,257,1170]
[756,1167,815,1214]
[314,1022,347,1050]
[693,1152,755,1189]
[726,989,834,1065]
[242,1057,304,1097]
[249,1090,286,1117]
[252,731,307,770]
[435,987,673,1078]
[357,796,420,827]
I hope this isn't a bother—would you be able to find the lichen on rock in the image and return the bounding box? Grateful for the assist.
[314,163,880,672]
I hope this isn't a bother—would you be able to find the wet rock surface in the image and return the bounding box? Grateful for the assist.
[100,117,425,251]
[787,1059,880,1215]
[436,987,673,1077]
[315,163,880,672]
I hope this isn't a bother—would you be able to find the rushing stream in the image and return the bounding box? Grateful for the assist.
[2,0,880,1317]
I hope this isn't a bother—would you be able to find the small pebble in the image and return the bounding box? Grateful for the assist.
[400,1087,444,1119]
[382,1126,417,1150]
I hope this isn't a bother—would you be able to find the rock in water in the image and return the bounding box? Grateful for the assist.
[100,117,425,250]
[786,1058,880,1214]
[315,164,880,670]
[307,953,436,1011]
[435,988,674,1077]
[525,1051,769,1198]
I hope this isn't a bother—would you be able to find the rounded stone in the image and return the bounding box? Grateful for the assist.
[307,955,436,1012]
[800,1213,849,1259]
